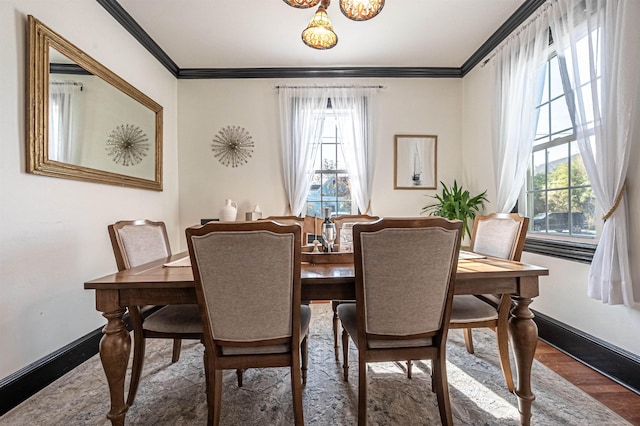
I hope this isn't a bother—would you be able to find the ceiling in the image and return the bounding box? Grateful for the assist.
[107,0,540,76]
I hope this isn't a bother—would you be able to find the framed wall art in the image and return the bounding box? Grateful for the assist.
[394,134,437,190]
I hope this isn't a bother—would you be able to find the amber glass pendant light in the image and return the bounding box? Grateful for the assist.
[285,0,385,49]
[339,0,385,21]
[301,0,338,50]
[282,0,320,8]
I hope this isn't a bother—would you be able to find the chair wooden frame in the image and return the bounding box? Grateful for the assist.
[331,214,381,250]
[449,212,529,392]
[259,215,318,245]
[339,217,463,426]
[108,219,202,406]
[186,220,307,426]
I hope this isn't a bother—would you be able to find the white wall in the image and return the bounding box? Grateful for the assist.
[461,63,640,357]
[176,78,463,249]
[0,1,179,377]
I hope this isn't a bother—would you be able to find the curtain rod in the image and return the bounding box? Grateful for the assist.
[50,81,83,85]
[50,81,84,90]
[275,85,384,89]
[480,2,552,67]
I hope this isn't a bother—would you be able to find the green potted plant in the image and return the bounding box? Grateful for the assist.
[421,180,488,239]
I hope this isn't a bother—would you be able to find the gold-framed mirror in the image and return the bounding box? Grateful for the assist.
[27,16,163,191]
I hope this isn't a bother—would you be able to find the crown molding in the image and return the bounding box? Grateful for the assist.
[461,0,547,76]
[98,0,545,79]
[96,0,179,77]
[178,67,462,79]
[50,63,92,75]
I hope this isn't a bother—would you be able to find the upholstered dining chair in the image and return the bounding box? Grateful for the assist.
[186,220,310,426]
[108,219,203,406]
[259,215,318,245]
[329,214,379,361]
[338,217,462,426]
[448,212,529,392]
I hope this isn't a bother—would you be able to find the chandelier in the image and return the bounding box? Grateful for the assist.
[338,0,385,21]
[282,0,385,50]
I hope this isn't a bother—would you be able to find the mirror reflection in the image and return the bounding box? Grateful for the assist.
[48,48,157,180]
[27,16,163,190]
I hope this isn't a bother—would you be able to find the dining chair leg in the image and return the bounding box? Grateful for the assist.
[236,369,244,387]
[301,332,309,385]
[212,367,223,426]
[171,338,182,363]
[291,361,305,425]
[406,360,413,379]
[332,300,340,361]
[358,357,367,426]
[497,295,515,392]
[341,327,350,382]
[432,356,453,426]
[431,368,436,393]
[497,329,515,392]
[463,328,475,354]
[203,351,214,426]
[126,331,145,406]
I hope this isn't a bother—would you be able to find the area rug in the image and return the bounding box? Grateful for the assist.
[0,303,629,425]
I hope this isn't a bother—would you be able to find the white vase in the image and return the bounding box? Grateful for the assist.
[219,199,238,221]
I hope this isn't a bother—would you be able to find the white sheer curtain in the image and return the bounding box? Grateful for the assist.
[329,87,377,214]
[550,0,640,306]
[491,10,550,213]
[49,81,83,164]
[278,87,327,216]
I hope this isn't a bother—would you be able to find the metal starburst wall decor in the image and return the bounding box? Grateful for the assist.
[211,125,254,168]
[105,124,149,166]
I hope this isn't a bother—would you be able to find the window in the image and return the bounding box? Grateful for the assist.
[526,50,597,239]
[279,87,374,219]
[305,113,353,218]
[49,81,83,164]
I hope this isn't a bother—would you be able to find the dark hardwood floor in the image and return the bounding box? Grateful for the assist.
[535,339,640,425]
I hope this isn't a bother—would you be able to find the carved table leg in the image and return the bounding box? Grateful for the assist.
[98,304,131,426]
[509,296,537,426]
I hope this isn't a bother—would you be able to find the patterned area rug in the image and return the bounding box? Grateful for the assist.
[1,303,630,425]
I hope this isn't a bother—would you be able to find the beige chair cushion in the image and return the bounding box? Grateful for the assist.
[337,303,432,349]
[359,227,458,336]
[191,230,295,342]
[143,304,202,334]
[222,305,311,355]
[118,225,170,267]
[449,295,499,323]
[473,218,520,259]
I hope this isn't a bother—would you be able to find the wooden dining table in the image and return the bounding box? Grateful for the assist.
[85,251,548,426]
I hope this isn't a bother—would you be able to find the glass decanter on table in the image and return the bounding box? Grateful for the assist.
[321,207,336,252]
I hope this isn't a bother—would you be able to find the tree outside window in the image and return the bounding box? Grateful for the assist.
[526,53,596,238]
[306,114,353,218]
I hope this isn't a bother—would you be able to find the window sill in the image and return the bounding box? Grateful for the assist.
[523,236,596,264]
